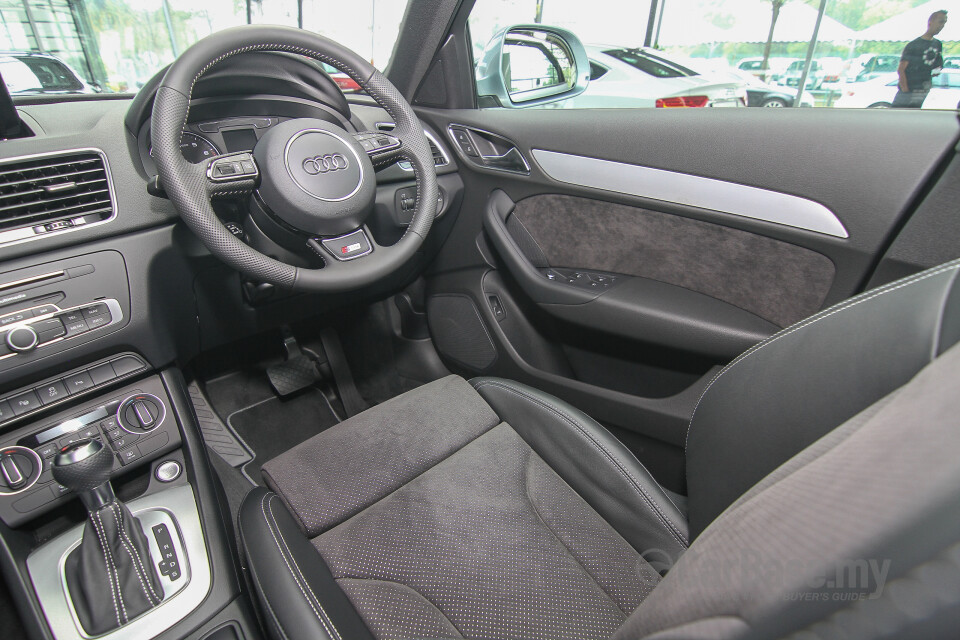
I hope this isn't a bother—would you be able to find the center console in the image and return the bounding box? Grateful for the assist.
[0,366,260,640]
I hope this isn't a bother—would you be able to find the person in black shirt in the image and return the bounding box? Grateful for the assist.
[892,10,948,108]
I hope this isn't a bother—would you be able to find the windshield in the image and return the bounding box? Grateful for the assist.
[0,0,410,95]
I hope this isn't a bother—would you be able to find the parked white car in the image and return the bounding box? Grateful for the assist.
[835,70,960,109]
[555,45,746,109]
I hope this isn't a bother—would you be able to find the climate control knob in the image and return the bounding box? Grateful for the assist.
[6,326,38,353]
[117,393,164,433]
[0,446,41,494]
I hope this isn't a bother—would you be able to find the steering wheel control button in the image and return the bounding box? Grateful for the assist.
[6,326,38,352]
[63,371,94,395]
[155,461,182,483]
[208,153,259,182]
[354,132,401,155]
[37,381,68,405]
[320,230,372,261]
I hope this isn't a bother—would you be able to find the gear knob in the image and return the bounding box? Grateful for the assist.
[53,440,115,510]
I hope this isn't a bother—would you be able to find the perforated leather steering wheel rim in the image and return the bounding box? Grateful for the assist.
[151,25,438,292]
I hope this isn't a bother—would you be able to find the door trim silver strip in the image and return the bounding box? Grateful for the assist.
[531,149,849,239]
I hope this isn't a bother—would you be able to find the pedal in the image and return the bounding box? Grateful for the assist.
[267,328,321,397]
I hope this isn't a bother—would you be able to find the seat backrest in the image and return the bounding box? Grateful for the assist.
[684,259,960,539]
[614,333,960,639]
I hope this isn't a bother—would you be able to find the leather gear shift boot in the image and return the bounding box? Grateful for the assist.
[64,501,163,635]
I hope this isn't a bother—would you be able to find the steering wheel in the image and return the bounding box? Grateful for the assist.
[151,25,438,292]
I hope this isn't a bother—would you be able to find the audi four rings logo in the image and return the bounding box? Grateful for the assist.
[302,153,349,175]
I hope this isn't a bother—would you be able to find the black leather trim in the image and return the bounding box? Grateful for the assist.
[686,258,960,539]
[471,378,689,561]
[238,487,374,640]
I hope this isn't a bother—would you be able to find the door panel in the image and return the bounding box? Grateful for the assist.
[415,105,960,489]
[509,193,836,328]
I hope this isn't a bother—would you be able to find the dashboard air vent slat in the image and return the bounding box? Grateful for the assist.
[0,152,114,235]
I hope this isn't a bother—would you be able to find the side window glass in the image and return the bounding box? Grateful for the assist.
[469,0,958,111]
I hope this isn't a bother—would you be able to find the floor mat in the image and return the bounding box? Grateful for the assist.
[226,387,340,485]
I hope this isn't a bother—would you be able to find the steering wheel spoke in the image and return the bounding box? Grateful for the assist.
[353,131,404,169]
[203,152,260,198]
[307,226,377,264]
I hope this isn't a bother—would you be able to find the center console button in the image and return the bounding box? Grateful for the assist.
[62,316,89,337]
[30,319,63,333]
[35,443,58,459]
[0,400,13,423]
[118,447,141,465]
[111,433,139,449]
[0,311,31,327]
[88,363,117,386]
[80,304,109,320]
[6,326,38,352]
[9,390,40,415]
[155,461,182,483]
[111,356,144,377]
[31,305,59,317]
[62,372,94,395]
[36,380,68,405]
[100,415,119,431]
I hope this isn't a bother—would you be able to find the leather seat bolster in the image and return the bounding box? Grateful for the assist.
[471,377,689,559]
[238,487,374,640]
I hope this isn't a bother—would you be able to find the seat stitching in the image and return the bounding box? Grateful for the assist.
[685,260,960,452]
[261,493,343,640]
[112,504,162,605]
[91,509,122,628]
[248,555,292,640]
[521,450,633,618]
[335,577,466,639]
[473,380,688,547]
[258,493,336,639]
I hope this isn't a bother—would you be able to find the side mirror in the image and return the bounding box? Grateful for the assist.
[476,25,589,108]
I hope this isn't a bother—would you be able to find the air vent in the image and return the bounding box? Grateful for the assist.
[0,150,114,243]
[375,123,449,170]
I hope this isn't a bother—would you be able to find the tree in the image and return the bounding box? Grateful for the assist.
[760,0,787,81]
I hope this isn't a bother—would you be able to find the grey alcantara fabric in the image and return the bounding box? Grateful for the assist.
[261,375,499,536]
[612,342,960,639]
[510,194,835,328]
[313,423,661,640]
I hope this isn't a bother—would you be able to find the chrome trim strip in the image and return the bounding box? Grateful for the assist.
[531,149,849,239]
[0,148,118,248]
[0,270,65,293]
[27,485,209,640]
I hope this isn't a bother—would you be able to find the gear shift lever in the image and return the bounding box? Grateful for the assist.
[52,439,115,510]
[53,439,163,635]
